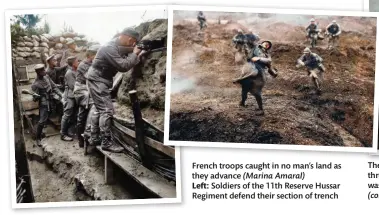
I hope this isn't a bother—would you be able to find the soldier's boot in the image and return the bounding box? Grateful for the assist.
[101,135,124,153]
[268,68,278,78]
[35,123,44,147]
[254,94,265,116]
[240,89,248,107]
[61,135,73,141]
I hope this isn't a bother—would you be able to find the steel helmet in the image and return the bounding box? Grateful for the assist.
[303,47,311,53]
[310,18,315,22]
[332,20,337,23]
[237,29,243,33]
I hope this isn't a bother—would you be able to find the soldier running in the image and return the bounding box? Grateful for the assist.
[296,47,326,92]
[73,45,100,147]
[325,20,342,49]
[31,64,63,146]
[197,11,207,30]
[60,56,80,141]
[87,28,147,153]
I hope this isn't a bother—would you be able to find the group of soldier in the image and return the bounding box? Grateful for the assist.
[30,28,147,153]
[227,17,342,114]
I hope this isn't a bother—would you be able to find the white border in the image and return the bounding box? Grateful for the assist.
[5,5,182,209]
[364,0,370,12]
[164,5,379,154]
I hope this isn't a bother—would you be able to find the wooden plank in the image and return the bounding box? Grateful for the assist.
[129,90,151,168]
[96,146,176,198]
[104,157,115,184]
[113,120,175,158]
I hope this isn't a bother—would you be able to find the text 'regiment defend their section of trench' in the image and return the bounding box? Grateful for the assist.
[191,162,342,201]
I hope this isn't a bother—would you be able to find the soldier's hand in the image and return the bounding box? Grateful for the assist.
[133,46,142,55]
[252,57,260,62]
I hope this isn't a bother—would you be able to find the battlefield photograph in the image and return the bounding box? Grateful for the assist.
[168,9,378,149]
[8,7,178,205]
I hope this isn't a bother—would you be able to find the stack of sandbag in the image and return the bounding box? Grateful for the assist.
[12,31,92,61]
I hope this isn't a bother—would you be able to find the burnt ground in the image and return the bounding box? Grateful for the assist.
[169,16,376,147]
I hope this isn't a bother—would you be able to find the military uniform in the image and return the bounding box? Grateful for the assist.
[60,57,78,140]
[60,39,78,67]
[46,65,67,86]
[297,48,325,91]
[31,64,62,146]
[197,12,207,30]
[87,28,140,152]
[74,45,100,147]
[326,21,341,48]
[306,23,318,38]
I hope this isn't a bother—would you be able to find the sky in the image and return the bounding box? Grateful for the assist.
[37,9,166,45]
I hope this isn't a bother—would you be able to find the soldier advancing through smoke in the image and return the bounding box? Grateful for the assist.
[31,64,63,146]
[296,47,326,93]
[197,11,207,30]
[233,39,278,115]
[87,28,147,153]
[60,56,80,141]
[325,20,342,49]
[73,45,100,148]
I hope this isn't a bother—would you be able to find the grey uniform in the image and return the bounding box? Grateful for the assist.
[31,75,61,139]
[60,67,77,135]
[74,59,99,140]
[46,66,67,87]
[87,39,140,139]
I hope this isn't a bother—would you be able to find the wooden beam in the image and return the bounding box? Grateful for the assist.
[129,90,152,168]
[113,120,175,158]
[104,157,115,184]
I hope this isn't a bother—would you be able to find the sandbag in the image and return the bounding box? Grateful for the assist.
[16,42,25,47]
[32,47,40,52]
[74,37,81,41]
[24,52,31,57]
[77,34,86,38]
[33,40,39,47]
[62,32,77,38]
[17,47,31,52]
[40,36,49,43]
[24,42,33,47]
[16,57,24,60]
[42,33,53,40]
[49,48,55,56]
[18,36,24,41]
[17,52,27,57]
[55,43,63,49]
[40,42,49,48]
[23,36,32,42]
[13,53,18,57]
[42,47,49,53]
[31,35,40,41]
[60,37,66,44]
[31,52,41,58]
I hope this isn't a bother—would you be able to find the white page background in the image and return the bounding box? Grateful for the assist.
[1,0,377,214]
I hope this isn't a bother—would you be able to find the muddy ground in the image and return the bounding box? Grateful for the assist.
[169,14,376,147]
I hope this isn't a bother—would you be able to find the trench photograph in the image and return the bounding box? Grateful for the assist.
[168,8,378,149]
[7,6,179,206]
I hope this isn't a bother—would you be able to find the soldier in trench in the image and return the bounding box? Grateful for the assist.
[73,45,101,147]
[60,56,80,141]
[197,11,207,30]
[60,39,79,67]
[87,28,147,153]
[233,39,277,115]
[31,64,63,146]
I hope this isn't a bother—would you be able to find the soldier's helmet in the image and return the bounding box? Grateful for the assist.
[237,29,243,33]
[260,41,272,50]
[332,20,337,24]
[303,47,311,54]
[310,18,315,23]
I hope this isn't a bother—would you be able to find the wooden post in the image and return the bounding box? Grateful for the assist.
[104,157,114,184]
[128,90,152,168]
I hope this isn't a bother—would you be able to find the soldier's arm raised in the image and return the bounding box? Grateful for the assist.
[103,46,140,72]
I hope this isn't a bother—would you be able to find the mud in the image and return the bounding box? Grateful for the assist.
[169,14,376,147]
